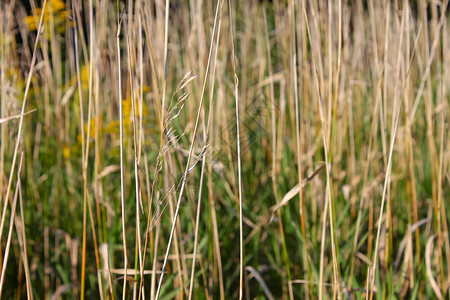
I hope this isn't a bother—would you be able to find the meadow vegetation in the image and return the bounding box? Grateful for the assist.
[0,0,449,299]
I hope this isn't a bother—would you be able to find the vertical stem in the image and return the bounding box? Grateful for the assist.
[117,14,128,300]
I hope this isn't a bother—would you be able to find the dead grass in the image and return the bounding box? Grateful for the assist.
[0,0,449,299]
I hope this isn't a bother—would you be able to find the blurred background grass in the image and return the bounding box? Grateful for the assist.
[0,0,449,299]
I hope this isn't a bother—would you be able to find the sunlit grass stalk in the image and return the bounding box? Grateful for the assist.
[0,3,5,221]
[403,6,422,296]
[368,81,402,300]
[188,3,224,299]
[227,0,243,298]
[288,0,313,297]
[439,9,450,289]
[325,0,344,295]
[16,163,32,300]
[137,6,145,299]
[93,0,106,269]
[73,1,87,297]
[116,12,128,300]
[208,13,225,299]
[87,0,103,297]
[161,0,170,141]
[123,9,142,293]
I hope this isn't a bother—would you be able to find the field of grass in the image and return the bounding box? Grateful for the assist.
[0,0,449,299]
